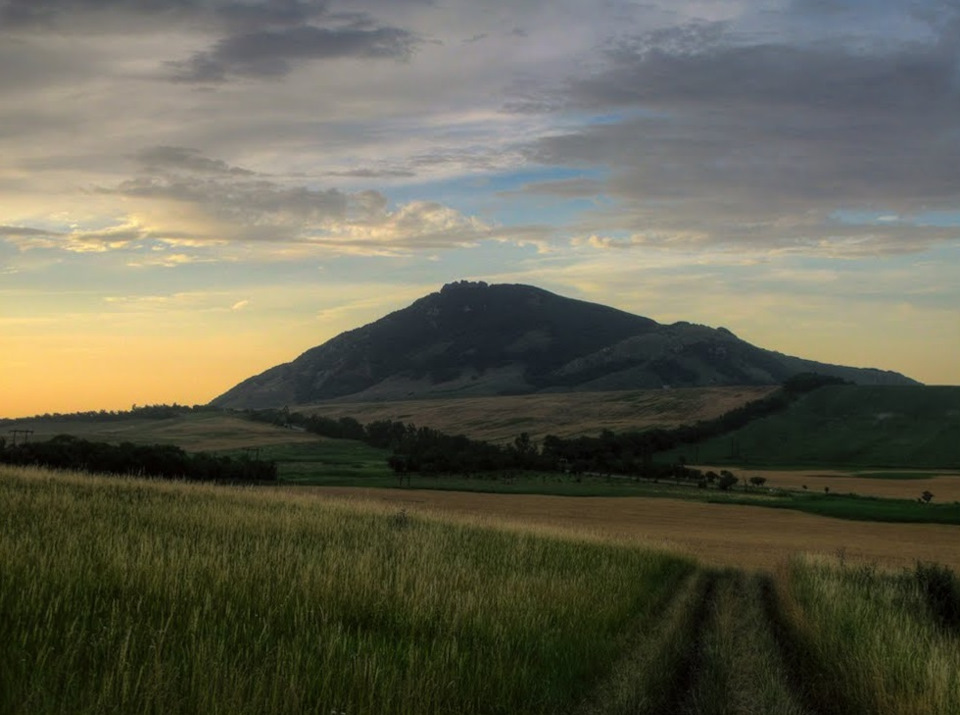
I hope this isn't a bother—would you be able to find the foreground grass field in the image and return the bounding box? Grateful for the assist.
[0,465,692,715]
[3,466,960,714]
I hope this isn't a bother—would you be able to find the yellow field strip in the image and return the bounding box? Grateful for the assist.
[301,487,960,572]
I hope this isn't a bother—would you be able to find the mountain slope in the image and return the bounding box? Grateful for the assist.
[211,281,917,408]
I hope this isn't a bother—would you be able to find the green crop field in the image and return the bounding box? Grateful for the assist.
[664,385,960,469]
[4,464,960,714]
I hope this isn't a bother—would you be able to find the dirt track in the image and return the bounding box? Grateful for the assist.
[301,486,960,572]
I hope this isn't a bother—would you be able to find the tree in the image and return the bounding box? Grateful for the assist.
[718,472,738,491]
[921,490,934,504]
[749,476,768,489]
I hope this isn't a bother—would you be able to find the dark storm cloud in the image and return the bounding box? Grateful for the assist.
[169,21,421,82]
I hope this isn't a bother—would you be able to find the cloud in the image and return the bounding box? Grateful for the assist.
[73,147,505,256]
[135,146,255,175]
[512,8,960,256]
[0,0,328,32]
[169,21,421,82]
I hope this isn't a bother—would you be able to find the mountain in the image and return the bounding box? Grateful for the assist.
[211,281,918,409]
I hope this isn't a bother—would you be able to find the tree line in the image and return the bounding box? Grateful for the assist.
[0,434,277,483]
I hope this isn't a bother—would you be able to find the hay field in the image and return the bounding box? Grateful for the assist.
[303,386,774,443]
[3,412,321,452]
[697,465,960,501]
[305,486,960,572]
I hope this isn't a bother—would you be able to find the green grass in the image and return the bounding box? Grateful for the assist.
[5,465,960,714]
[665,385,960,469]
[718,491,960,525]
[0,465,693,715]
[774,556,960,715]
[676,571,812,715]
[217,439,393,482]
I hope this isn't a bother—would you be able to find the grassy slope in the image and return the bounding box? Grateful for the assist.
[301,386,775,443]
[0,465,693,715]
[5,466,959,715]
[666,385,960,469]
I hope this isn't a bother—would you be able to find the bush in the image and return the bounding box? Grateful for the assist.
[914,561,960,632]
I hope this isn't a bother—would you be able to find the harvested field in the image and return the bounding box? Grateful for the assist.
[303,487,960,572]
[698,466,960,502]
[303,386,775,443]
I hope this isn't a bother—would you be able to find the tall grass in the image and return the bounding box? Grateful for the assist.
[774,555,960,715]
[0,465,693,714]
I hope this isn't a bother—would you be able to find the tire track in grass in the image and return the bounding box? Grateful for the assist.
[573,570,717,715]
[679,571,816,715]
[757,574,835,715]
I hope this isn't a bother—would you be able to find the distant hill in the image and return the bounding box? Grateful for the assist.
[212,281,918,409]
[298,387,777,444]
[665,385,960,469]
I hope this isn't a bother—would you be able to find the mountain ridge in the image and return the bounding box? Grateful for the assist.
[211,280,918,409]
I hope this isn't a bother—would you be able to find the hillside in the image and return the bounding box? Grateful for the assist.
[299,386,775,443]
[211,281,916,408]
[666,385,960,469]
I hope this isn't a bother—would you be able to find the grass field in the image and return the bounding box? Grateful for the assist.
[300,386,775,443]
[1,412,323,452]
[4,465,959,714]
[0,465,693,715]
[666,385,960,469]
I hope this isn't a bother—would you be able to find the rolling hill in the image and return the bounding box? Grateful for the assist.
[212,280,917,409]
[665,385,960,469]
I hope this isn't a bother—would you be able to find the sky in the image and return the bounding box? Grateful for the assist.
[2,0,960,417]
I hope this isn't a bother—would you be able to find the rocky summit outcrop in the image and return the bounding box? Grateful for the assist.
[211,280,918,408]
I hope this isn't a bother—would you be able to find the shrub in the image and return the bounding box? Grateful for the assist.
[915,561,960,632]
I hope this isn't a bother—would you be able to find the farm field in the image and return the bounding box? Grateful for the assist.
[301,386,775,443]
[696,465,960,502]
[4,464,959,715]
[1,412,322,452]
[304,486,960,572]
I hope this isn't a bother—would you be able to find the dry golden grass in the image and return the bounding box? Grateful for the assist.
[6,413,322,452]
[301,487,960,572]
[697,465,960,501]
[303,386,775,443]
